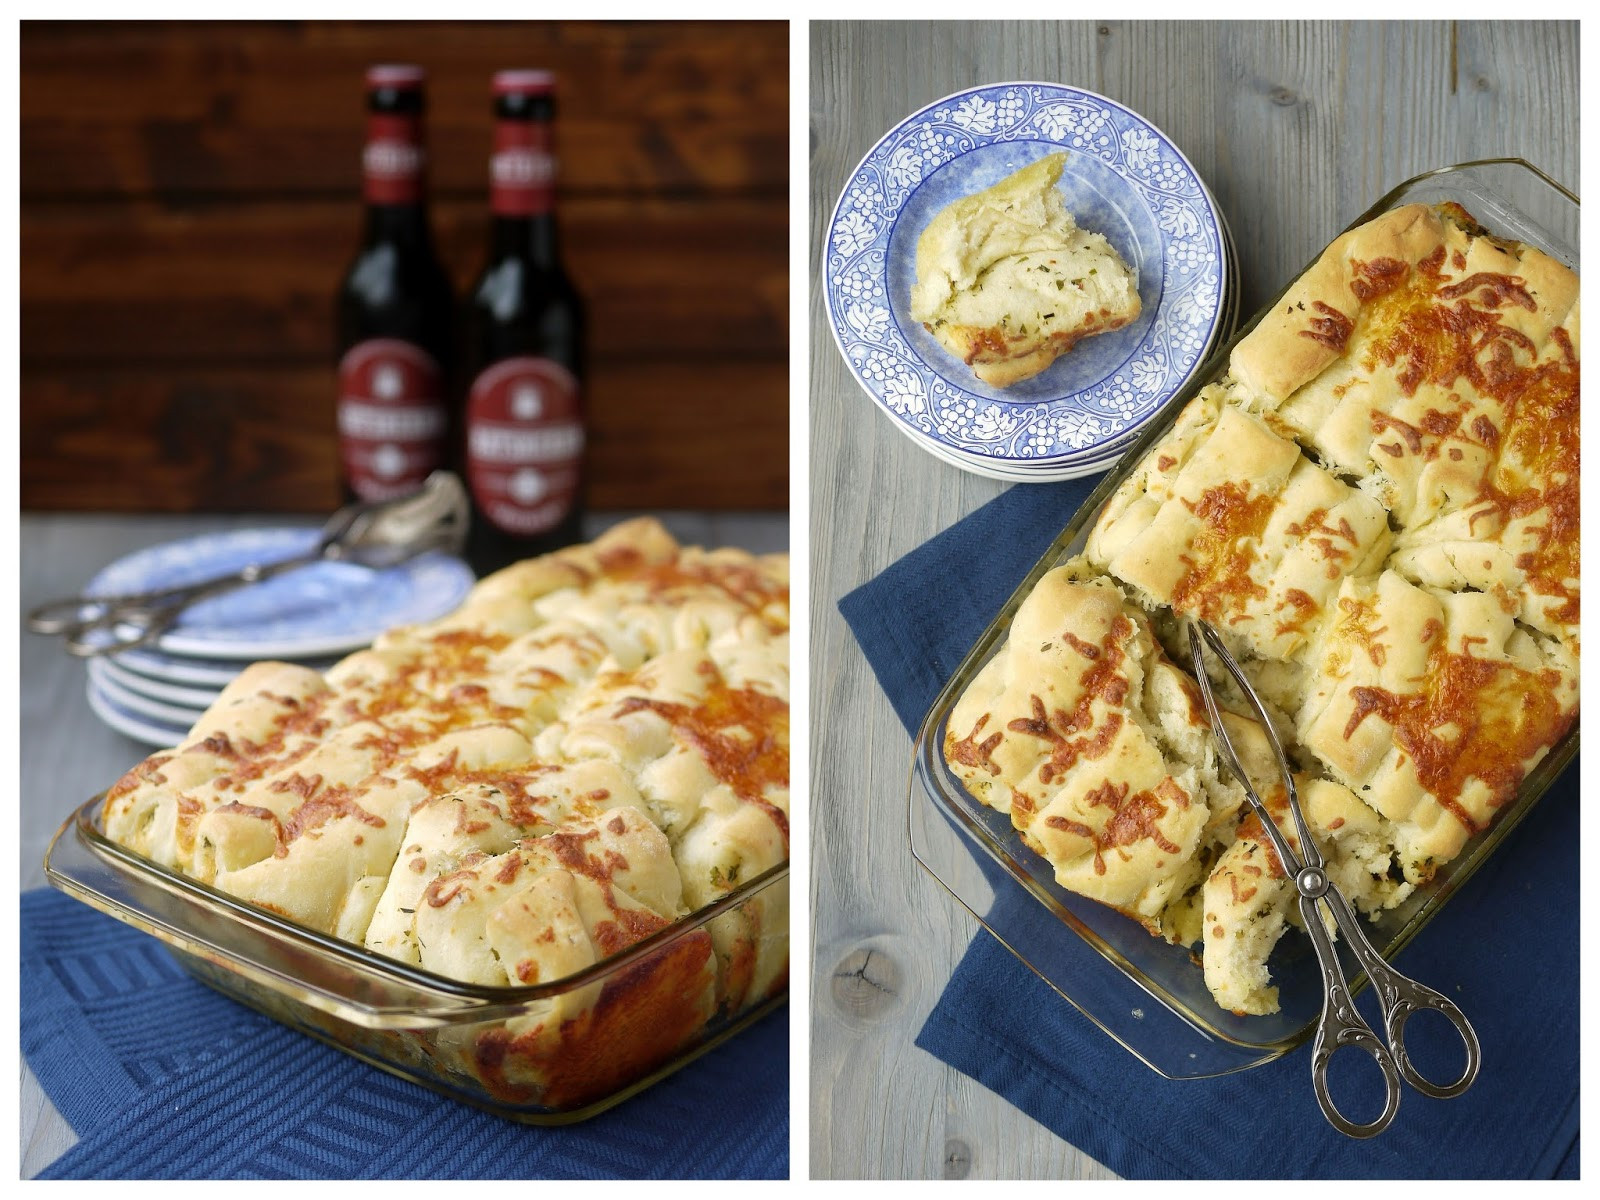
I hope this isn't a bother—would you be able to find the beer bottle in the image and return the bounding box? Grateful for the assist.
[335,64,455,503]
[461,70,588,574]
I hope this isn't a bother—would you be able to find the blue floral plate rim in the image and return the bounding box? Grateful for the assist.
[825,80,1227,465]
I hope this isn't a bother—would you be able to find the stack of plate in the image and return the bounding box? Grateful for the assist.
[81,527,475,748]
[825,82,1241,482]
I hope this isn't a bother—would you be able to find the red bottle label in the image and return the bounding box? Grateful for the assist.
[465,357,583,535]
[363,112,426,205]
[490,120,555,216]
[338,339,447,500]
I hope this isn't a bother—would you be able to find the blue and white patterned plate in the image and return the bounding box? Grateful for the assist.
[825,82,1227,473]
[82,528,475,660]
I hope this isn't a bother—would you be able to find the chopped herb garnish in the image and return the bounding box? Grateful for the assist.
[1056,280,1065,290]
[1042,312,1054,319]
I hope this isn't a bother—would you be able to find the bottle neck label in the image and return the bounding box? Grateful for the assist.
[490,120,555,216]
[465,357,583,535]
[363,112,426,206]
[338,338,447,501]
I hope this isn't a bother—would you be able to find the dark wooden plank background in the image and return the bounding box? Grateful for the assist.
[21,20,789,513]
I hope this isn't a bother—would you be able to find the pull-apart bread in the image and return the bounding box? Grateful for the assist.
[910,153,1143,387]
[946,202,1578,1015]
[103,518,789,1096]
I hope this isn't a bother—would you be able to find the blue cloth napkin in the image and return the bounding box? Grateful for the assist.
[839,481,1579,1179]
[20,887,786,1179]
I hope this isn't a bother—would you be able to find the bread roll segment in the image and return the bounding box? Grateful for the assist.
[911,152,1142,386]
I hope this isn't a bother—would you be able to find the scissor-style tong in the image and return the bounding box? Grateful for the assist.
[1187,619,1481,1138]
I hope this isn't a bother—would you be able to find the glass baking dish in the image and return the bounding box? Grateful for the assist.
[45,793,788,1123]
[908,159,1579,1079]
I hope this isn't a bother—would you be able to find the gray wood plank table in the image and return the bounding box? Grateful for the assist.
[808,19,1576,1180]
[19,509,786,1179]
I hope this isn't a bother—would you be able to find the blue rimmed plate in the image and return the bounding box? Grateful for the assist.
[80,528,475,660]
[825,82,1227,477]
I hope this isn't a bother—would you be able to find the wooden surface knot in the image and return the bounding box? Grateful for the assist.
[943,1138,973,1179]
[830,946,901,1020]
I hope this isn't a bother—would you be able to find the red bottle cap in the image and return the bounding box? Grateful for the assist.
[493,69,556,96]
[367,64,426,89]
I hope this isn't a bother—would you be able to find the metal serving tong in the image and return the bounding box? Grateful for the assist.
[1186,619,1481,1138]
[28,471,471,658]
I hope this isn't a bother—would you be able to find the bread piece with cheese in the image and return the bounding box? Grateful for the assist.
[1228,203,1579,650]
[1203,779,1413,1015]
[1087,384,1392,664]
[944,561,1278,932]
[911,152,1141,386]
[1296,571,1578,883]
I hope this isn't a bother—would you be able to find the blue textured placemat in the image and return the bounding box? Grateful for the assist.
[839,480,1579,1179]
[20,887,787,1179]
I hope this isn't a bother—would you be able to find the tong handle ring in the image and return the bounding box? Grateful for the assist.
[1373,961,1482,1099]
[27,595,112,636]
[59,590,191,657]
[1311,1002,1405,1139]
[1302,895,1404,1138]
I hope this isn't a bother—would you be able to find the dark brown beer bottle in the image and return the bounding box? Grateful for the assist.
[335,65,455,503]
[461,70,588,575]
